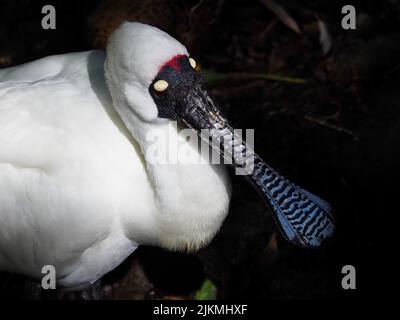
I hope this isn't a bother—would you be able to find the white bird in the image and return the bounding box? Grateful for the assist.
[0,22,334,292]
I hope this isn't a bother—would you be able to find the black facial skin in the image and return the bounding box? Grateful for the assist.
[149,55,220,131]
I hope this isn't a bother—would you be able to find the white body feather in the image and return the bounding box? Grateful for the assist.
[0,23,231,290]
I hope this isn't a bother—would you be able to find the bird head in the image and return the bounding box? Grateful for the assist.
[105,22,246,170]
[105,22,224,127]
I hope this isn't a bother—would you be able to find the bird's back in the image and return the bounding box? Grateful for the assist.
[0,51,144,288]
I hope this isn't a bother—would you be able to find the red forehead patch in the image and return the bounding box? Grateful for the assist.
[158,54,187,73]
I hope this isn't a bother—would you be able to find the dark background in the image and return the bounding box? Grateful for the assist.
[0,0,396,300]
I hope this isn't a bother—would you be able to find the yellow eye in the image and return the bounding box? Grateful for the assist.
[153,79,169,92]
[189,57,197,69]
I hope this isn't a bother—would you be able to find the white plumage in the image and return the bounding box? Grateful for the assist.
[0,23,231,290]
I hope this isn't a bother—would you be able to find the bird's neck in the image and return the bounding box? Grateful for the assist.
[112,101,231,250]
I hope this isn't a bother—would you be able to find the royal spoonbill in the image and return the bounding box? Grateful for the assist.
[0,22,334,291]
